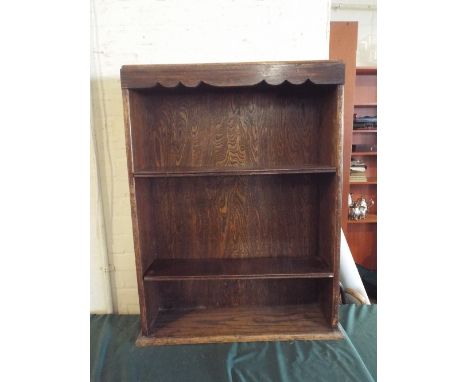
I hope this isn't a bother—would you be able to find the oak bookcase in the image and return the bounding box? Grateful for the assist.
[120,61,344,346]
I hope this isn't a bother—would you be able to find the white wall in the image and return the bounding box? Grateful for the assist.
[90,129,113,313]
[331,0,377,66]
[91,0,332,313]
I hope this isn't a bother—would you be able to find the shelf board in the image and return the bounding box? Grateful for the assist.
[354,103,377,107]
[356,67,377,75]
[136,304,343,346]
[350,177,377,185]
[144,257,333,282]
[348,214,377,224]
[351,152,377,156]
[133,165,337,178]
[353,129,377,133]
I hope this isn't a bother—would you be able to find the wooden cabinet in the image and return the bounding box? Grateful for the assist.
[120,61,345,346]
[347,67,377,270]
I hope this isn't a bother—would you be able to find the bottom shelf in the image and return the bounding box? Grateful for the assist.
[136,304,342,346]
[348,213,377,224]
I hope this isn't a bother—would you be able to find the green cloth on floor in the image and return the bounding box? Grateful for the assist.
[91,305,376,382]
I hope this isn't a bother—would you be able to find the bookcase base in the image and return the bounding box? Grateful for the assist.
[135,304,344,347]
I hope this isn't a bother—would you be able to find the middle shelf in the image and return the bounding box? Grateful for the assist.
[350,152,377,156]
[133,165,337,178]
[144,257,333,282]
[350,177,377,185]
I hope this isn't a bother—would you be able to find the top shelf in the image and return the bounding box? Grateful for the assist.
[356,67,377,75]
[354,103,377,107]
[121,61,345,89]
[133,165,336,178]
[353,129,377,133]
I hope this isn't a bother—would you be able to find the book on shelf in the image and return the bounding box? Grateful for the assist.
[350,173,367,182]
[350,158,367,182]
[353,115,377,129]
[351,158,366,166]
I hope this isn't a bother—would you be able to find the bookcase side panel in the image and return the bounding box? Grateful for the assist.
[317,85,343,326]
[333,86,344,325]
[123,89,160,334]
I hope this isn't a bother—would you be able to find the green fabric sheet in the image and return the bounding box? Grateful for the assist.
[91,304,376,382]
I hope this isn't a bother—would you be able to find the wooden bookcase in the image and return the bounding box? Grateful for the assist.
[347,67,377,270]
[120,61,345,346]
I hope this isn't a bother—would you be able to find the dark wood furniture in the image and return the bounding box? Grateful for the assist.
[347,67,377,270]
[121,61,345,346]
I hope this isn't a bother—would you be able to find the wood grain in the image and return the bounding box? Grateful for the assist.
[316,84,343,327]
[122,89,159,335]
[133,165,336,177]
[134,174,333,262]
[152,278,327,311]
[136,304,343,346]
[144,257,333,281]
[121,61,345,89]
[129,83,339,172]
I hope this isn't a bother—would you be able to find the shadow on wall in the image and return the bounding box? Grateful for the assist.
[91,77,139,314]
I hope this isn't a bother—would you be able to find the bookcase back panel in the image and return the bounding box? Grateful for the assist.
[347,224,377,270]
[153,278,328,310]
[129,84,338,171]
[134,174,340,262]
